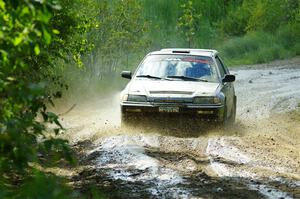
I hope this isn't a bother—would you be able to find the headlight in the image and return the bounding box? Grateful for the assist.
[121,94,129,101]
[193,97,221,104]
[127,94,147,102]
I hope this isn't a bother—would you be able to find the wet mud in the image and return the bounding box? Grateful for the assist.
[57,59,300,198]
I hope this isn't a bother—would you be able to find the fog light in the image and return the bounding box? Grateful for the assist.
[197,110,214,114]
[126,108,142,112]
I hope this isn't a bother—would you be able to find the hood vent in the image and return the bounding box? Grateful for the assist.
[149,91,193,95]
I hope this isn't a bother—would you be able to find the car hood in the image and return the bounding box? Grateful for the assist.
[125,79,221,97]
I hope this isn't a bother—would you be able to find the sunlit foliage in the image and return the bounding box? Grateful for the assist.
[0,0,96,197]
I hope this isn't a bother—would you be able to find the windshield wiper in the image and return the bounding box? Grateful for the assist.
[166,75,208,82]
[136,75,163,80]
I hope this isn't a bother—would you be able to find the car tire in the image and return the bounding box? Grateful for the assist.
[221,97,236,126]
[220,102,228,126]
[227,96,236,125]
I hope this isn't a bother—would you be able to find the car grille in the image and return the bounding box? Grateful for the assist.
[153,97,193,103]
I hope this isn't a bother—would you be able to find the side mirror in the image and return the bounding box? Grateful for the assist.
[121,71,132,79]
[222,74,235,83]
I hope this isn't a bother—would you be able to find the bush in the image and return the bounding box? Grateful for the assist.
[0,0,97,198]
[220,32,268,60]
[17,171,73,199]
[219,23,300,65]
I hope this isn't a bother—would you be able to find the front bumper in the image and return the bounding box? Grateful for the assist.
[121,101,224,122]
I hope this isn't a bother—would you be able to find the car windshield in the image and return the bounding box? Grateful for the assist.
[135,54,219,82]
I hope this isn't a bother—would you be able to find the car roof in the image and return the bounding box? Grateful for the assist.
[149,48,218,57]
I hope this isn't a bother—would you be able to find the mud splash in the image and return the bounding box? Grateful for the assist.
[91,135,190,198]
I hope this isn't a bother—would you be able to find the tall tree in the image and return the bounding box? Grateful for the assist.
[177,0,201,48]
[90,0,149,77]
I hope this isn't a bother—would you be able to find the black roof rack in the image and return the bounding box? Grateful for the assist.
[172,50,190,53]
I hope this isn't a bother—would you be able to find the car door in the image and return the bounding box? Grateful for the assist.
[215,55,234,118]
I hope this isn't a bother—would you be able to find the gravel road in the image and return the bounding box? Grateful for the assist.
[57,58,300,199]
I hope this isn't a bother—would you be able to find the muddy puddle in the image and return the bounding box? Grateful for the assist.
[58,62,300,198]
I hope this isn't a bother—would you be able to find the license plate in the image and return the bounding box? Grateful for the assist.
[159,107,179,113]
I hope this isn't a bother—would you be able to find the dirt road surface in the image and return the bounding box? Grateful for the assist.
[56,58,300,198]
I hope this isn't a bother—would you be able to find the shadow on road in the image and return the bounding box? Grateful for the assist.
[123,117,248,138]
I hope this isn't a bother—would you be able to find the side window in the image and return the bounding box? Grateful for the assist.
[215,56,227,77]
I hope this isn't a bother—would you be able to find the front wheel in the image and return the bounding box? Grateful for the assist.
[227,96,236,125]
[221,97,236,126]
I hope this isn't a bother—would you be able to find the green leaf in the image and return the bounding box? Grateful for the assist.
[34,44,40,55]
[0,49,8,62]
[7,77,16,81]
[52,29,60,34]
[0,0,5,10]
[20,6,29,16]
[46,112,58,121]
[13,35,23,46]
[54,128,60,135]
[37,10,52,24]
[34,29,42,37]
[13,147,18,156]
[43,28,51,45]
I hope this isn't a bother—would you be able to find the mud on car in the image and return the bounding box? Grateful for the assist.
[120,48,236,126]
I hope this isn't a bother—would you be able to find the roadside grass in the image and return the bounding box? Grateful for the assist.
[219,24,300,66]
